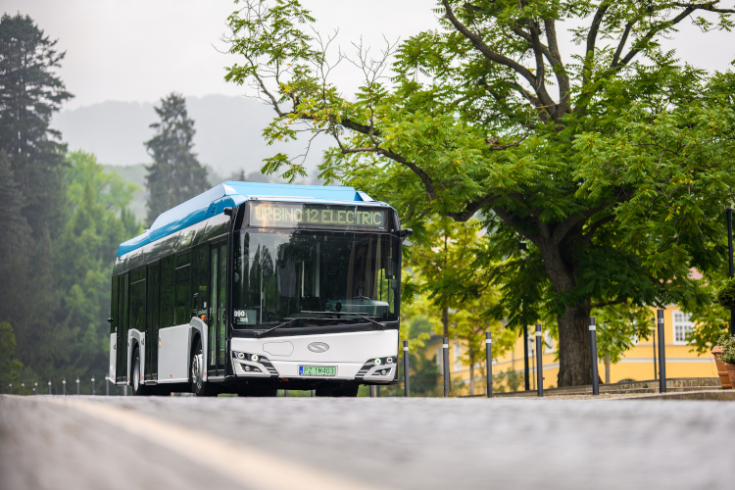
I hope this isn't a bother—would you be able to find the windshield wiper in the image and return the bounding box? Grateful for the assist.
[300,311,386,329]
[254,318,299,338]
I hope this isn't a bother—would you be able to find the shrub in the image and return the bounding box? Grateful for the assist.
[715,333,735,348]
[720,346,735,365]
[716,278,735,310]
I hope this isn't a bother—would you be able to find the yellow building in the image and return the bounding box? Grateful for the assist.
[423,305,719,395]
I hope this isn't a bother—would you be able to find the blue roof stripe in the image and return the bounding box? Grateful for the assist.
[116,181,378,257]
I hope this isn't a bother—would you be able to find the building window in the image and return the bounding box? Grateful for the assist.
[673,311,694,345]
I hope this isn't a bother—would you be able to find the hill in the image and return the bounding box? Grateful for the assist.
[53,95,332,177]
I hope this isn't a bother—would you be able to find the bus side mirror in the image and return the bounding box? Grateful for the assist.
[107,317,113,323]
[223,207,234,217]
[399,228,413,238]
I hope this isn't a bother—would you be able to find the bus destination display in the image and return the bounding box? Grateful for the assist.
[250,202,387,231]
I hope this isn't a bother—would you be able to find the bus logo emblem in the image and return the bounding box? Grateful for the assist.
[308,342,329,353]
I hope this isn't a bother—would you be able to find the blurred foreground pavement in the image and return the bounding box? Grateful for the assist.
[2,395,735,490]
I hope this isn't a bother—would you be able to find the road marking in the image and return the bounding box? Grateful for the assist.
[44,397,384,490]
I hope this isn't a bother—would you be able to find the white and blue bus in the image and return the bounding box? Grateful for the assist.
[108,181,410,396]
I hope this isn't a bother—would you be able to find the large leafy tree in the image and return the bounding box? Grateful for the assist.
[144,93,209,224]
[226,0,735,386]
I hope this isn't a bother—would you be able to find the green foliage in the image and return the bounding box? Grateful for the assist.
[716,278,735,310]
[144,93,209,225]
[226,0,735,386]
[493,367,523,393]
[0,322,23,387]
[715,333,735,349]
[720,346,735,365]
[0,13,72,236]
[53,151,141,379]
[592,303,653,364]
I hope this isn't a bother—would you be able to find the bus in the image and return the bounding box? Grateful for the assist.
[108,181,410,397]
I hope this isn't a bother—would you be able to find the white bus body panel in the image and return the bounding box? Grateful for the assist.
[158,324,191,383]
[230,329,398,380]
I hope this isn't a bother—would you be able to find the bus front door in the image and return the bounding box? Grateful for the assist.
[116,273,129,383]
[209,241,227,376]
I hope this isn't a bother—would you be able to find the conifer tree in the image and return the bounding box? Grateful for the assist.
[144,93,209,224]
[0,13,72,237]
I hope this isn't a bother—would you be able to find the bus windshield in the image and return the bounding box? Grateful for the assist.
[232,230,399,327]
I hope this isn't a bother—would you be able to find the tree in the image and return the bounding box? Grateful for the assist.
[225,0,735,386]
[53,151,140,381]
[0,13,71,385]
[0,322,24,390]
[0,13,72,236]
[144,93,209,224]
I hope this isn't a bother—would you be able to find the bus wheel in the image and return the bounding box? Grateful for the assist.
[132,348,147,396]
[191,339,217,397]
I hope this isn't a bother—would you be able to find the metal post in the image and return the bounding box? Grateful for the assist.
[33,382,37,395]
[403,340,410,397]
[376,386,381,397]
[21,382,24,396]
[728,207,734,336]
[62,379,66,396]
[76,377,80,395]
[442,336,450,397]
[657,309,667,393]
[91,376,95,395]
[535,324,543,397]
[48,380,51,395]
[523,325,530,391]
[283,389,289,397]
[311,390,315,397]
[589,317,600,396]
[105,377,109,396]
[485,332,493,398]
[369,386,375,397]
[8,383,11,395]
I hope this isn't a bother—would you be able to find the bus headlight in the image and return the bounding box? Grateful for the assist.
[374,358,382,366]
[251,354,259,362]
[237,352,245,360]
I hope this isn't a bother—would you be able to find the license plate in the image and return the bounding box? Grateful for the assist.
[299,365,337,376]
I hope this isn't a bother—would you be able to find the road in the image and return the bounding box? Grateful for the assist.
[2,394,735,490]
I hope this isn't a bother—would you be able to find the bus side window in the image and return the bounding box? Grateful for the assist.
[192,244,209,315]
[175,252,191,324]
[160,256,175,328]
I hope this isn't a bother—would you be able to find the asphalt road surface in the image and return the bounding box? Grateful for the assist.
[2,394,735,490]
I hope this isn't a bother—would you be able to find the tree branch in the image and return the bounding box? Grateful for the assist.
[583,2,611,88]
[611,22,633,67]
[441,1,546,105]
[445,194,497,221]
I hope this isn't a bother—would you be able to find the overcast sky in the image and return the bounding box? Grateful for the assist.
[3,0,734,111]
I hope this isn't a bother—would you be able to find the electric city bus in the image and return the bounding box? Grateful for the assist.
[108,181,410,396]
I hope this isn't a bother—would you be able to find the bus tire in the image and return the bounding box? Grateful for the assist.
[131,348,147,396]
[191,339,217,397]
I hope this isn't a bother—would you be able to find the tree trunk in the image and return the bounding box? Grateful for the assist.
[604,354,610,384]
[556,301,593,387]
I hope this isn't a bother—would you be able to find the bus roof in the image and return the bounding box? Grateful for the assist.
[116,181,383,257]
